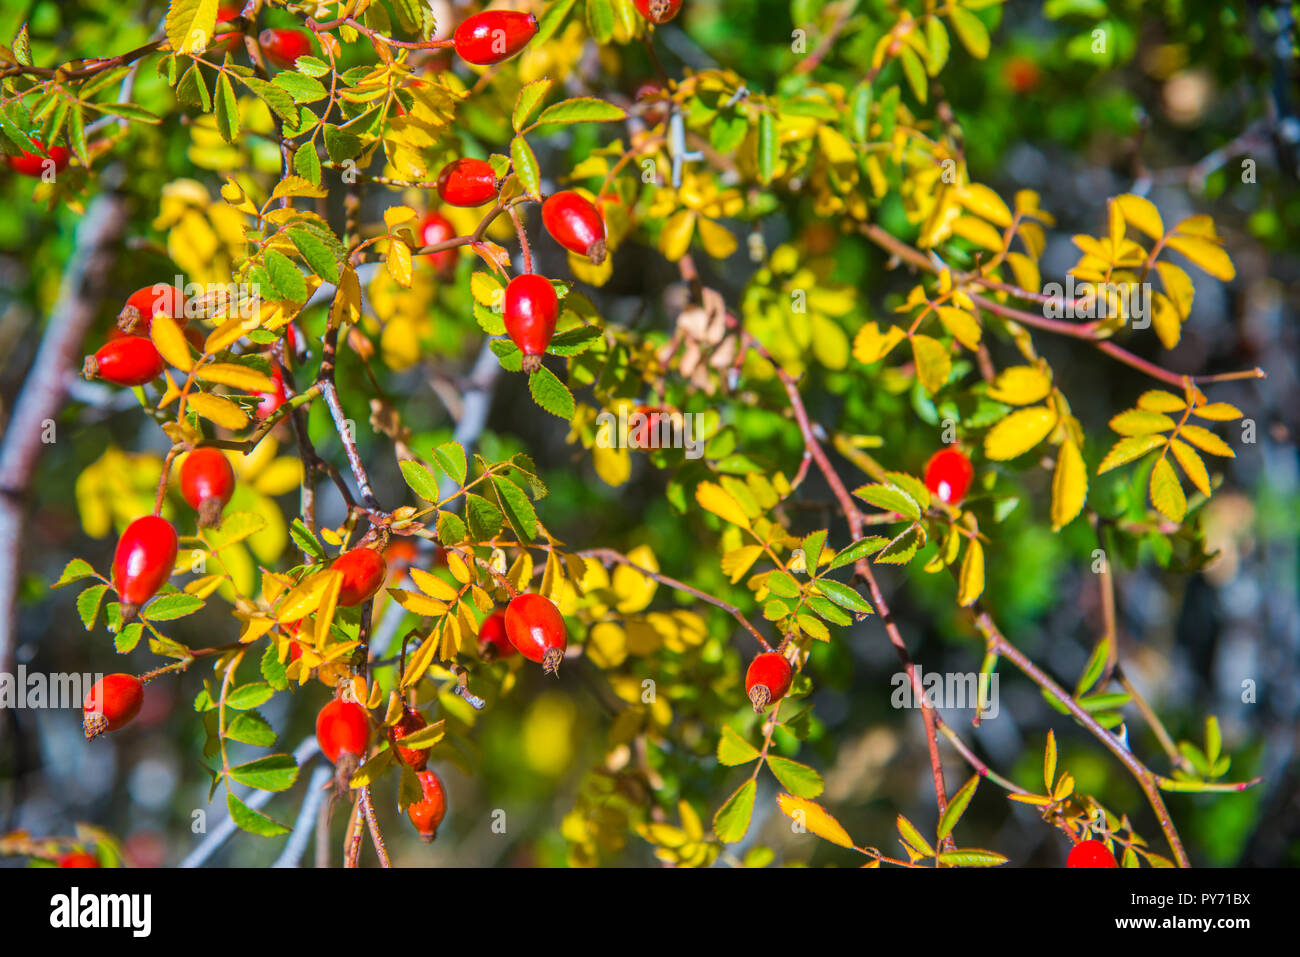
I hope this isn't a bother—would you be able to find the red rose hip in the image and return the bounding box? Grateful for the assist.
[633,0,684,25]
[258,28,312,68]
[388,707,431,770]
[745,652,792,712]
[503,274,559,374]
[419,210,458,275]
[210,4,244,55]
[453,10,538,66]
[83,673,144,740]
[6,140,70,178]
[332,547,387,606]
[58,851,101,868]
[408,769,447,842]
[1067,839,1119,868]
[112,515,179,622]
[179,448,236,528]
[504,593,567,675]
[542,191,607,265]
[118,284,187,334]
[256,365,287,420]
[84,337,166,387]
[436,158,498,207]
[316,699,370,765]
[924,447,974,507]
[478,609,515,660]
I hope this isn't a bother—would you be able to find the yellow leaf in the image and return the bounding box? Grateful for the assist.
[1179,424,1234,458]
[696,217,737,259]
[721,545,763,584]
[408,567,461,602]
[276,568,340,623]
[151,314,193,372]
[1155,261,1194,318]
[696,481,751,529]
[166,0,219,55]
[1165,235,1235,281]
[987,365,1051,406]
[852,321,906,364]
[1097,434,1164,473]
[272,175,327,200]
[1136,390,1186,413]
[1005,252,1040,294]
[1109,408,1175,435]
[911,334,951,394]
[658,209,696,262]
[950,215,1004,252]
[775,794,854,849]
[1149,456,1186,522]
[936,307,981,350]
[401,629,440,688]
[592,441,630,487]
[205,316,252,355]
[187,392,249,430]
[1169,438,1211,497]
[957,537,984,606]
[612,544,659,614]
[1150,292,1182,350]
[387,238,413,287]
[984,406,1057,461]
[585,622,627,669]
[1051,439,1087,530]
[384,205,418,228]
[1191,402,1242,422]
[388,589,449,617]
[1113,194,1164,240]
[196,362,275,393]
[311,569,343,649]
[957,184,1012,228]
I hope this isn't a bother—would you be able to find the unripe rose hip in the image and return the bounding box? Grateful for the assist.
[541,191,607,265]
[503,274,559,374]
[258,28,313,68]
[83,673,144,740]
[332,547,387,606]
[745,651,792,712]
[118,283,187,334]
[478,609,515,660]
[388,706,431,770]
[419,210,458,275]
[924,447,974,507]
[112,515,179,622]
[633,0,684,25]
[408,769,447,842]
[84,337,166,387]
[435,158,498,207]
[453,10,538,66]
[504,593,567,675]
[6,140,70,177]
[1066,839,1119,868]
[316,699,370,765]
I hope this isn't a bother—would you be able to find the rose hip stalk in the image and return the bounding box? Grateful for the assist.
[503,274,559,374]
[112,515,179,621]
[504,593,568,675]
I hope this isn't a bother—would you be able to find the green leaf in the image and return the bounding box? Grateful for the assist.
[949,7,991,59]
[799,529,828,572]
[513,78,553,131]
[226,791,290,837]
[765,569,800,598]
[433,442,468,488]
[547,325,601,356]
[805,595,852,626]
[436,512,467,546]
[400,460,440,502]
[492,475,538,542]
[875,524,925,564]
[756,110,776,185]
[717,725,761,766]
[225,682,274,710]
[114,622,144,654]
[288,227,339,283]
[260,641,288,691]
[214,72,239,143]
[293,141,321,184]
[852,483,921,521]
[225,710,277,747]
[273,71,328,104]
[528,365,575,419]
[534,96,627,128]
[77,584,109,631]
[896,814,933,857]
[323,124,362,163]
[828,536,889,570]
[1075,637,1111,697]
[241,76,297,124]
[535,0,579,44]
[848,81,873,143]
[140,593,204,621]
[510,135,541,198]
[227,753,299,792]
[53,558,97,588]
[289,518,326,561]
[713,779,757,843]
[294,56,331,78]
[584,0,615,45]
[812,578,872,614]
[937,848,1008,867]
[937,774,979,839]
[766,756,824,798]
[263,249,307,302]
[176,62,210,111]
[465,493,504,540]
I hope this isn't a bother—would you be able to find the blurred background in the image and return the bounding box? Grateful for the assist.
[0,0,1296,866]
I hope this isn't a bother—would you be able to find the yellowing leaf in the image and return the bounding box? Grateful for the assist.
[1151,292,1182,350]
[1191,402,1242,421]
[612,544,659,614]
[408,567,460,602]
[388,589,449,618]
[1097,434,1164,473]
[151,314,193,372]
[1179,424,1234,458]
[776,794,854,849]
[852,322,906,364]
[1113,194,1164,240]
[1165,235,1235,281]
[936,307,981,350]
[1169,438,1211,497]
[987,365,1050,406]
[1149,456,1186,522]
[984,406,1057,461]
[187,391,249,430]
[387,238,413,287]
[911,334,951,394]
[276,568,340,623]
[1005,252,1040,294]
[1109,409,1176,435]
[957,538,984,607]
[696,481,751,529]
[1051,440,1087,531]
[1136,390,1186,413]
[166,0,219,55]
[950,215,1003,252]
[658,209,696,262]
[721,546,763,583]
[196,362,275,393]
[958,184,1012,227]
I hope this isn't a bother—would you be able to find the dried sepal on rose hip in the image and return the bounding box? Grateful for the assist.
[112,515,179,622]
[504,593,568,675]
[745,651,793,712]
[117,283,187,335]
[179,447,235,528]
[503,274,559,374]
[633,0,684,25]
[83,673,144,740]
